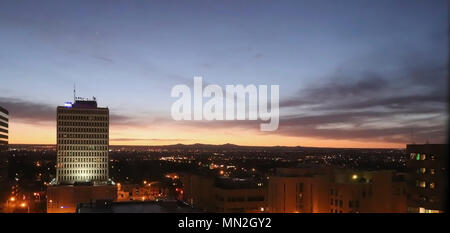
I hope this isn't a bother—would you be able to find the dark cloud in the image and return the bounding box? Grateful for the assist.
[276,124,446,144]
[0,97,55,123]
[276,60,447,144]
[164,106,446,144]
[280,73,388,108]
[166,58,447,145]
[0,97,138,127]
[282,62,447,108]
[322,94,446,111]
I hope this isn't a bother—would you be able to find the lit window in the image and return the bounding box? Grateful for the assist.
[419,168,426,174]
[425,209,441,213]
[419,181,426,188]
[421,154,426,160]
[429,183,435,189]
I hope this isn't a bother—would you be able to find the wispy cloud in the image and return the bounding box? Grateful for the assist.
[91,54,114,63]
[275,59,447,144]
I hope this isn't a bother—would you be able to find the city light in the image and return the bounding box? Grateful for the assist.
[64,101,73,108]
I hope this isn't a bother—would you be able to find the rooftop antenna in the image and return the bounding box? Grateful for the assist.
[73,83,76,102]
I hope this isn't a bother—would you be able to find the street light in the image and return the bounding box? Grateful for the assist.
[6,197,16,210]
[20,202,30,213]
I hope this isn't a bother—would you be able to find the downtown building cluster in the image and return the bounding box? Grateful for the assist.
[180,144,447,213]
[46,97,449,213]
[180,168,408,213]
[1,97,446,213]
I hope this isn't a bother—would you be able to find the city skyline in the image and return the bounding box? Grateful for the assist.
[0,0,448,148]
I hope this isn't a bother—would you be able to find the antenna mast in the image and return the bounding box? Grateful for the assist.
[73,83,76,101]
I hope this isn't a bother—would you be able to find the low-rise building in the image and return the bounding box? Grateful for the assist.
[268,168,407,213]
[117,182,167,202]
[77,199,203,213]
[47,183,116,213]
[180,173,267,213]
[329,170,407,213]
[267,168,331,213]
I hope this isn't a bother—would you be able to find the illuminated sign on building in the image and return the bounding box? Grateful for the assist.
[64,102,72,108]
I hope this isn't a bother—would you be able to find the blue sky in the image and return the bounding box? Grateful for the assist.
[0,0,447,147]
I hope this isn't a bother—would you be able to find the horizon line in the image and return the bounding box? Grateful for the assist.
[6,143,412,150]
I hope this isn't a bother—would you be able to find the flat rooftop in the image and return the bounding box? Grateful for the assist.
[77,200,205,213]
[58,99,108,110]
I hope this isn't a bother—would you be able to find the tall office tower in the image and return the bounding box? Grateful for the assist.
[56,98,109,184]
[0,105,8,152]
[406,144,447,213]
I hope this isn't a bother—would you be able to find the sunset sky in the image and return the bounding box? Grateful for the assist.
[0,0,447,148]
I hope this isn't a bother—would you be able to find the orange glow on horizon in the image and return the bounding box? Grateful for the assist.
[9,120,406,149]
